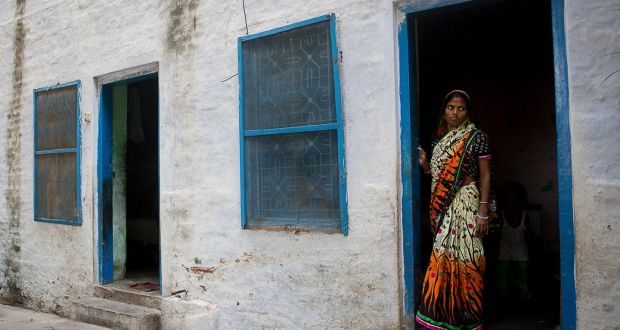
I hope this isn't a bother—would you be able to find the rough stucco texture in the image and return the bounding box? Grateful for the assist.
[1,0,618,328]
[0,0,401,328]
[565,0,620,329]
[0,0,98,315]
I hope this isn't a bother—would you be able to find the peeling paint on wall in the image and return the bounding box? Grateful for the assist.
[189,266,216,274]
[3,0,26,304]
[0,0,615,328]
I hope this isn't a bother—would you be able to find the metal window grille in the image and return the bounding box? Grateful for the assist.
[239,15,347,233]
[34,82,81,225]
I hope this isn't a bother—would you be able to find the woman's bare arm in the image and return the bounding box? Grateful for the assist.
[475,159,491,237]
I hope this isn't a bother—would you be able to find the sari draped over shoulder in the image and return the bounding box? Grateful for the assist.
[416,121,486,330]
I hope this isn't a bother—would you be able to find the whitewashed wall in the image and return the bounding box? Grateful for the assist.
[565,0,620,329]
[1,0,619,328]
[0,0,401,328]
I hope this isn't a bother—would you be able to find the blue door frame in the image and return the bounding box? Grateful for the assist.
[397,0,576,328]
[97,73,160,286]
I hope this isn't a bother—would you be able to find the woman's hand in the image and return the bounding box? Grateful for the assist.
[418,146,427,166]
[476,158,492,237]
[418,146,430,173]
[475,216,489,237]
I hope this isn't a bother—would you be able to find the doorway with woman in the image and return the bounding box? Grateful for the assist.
[415,90,493,330]
[407,1,561,328]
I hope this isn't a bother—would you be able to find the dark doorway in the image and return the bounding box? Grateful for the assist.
[99,74,159,292]
[124,78,160,279]
[409,0,560,328]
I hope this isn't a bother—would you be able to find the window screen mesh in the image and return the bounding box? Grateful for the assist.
[242,20,336,130]
[35,153,77,220]
[245,131,340,230]
[36,86,77,150]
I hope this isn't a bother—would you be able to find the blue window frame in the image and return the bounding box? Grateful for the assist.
[238,14,347,234]
[34,81,81,225]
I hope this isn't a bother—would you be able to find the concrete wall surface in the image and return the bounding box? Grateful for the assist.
[0,0,619,328]
[565,0,620,329]
[1,0,98,315]
[0,0,401,328]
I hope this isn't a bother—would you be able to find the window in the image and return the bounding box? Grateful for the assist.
[239,14,347,234]
[34,81,81,225]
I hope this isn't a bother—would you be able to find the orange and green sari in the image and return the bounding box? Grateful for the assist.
[416,121,485,330]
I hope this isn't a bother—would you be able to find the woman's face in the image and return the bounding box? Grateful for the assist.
[444,96,469,129]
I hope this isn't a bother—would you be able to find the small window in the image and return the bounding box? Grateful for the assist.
[34,81,81,225]
[239,15,347,234]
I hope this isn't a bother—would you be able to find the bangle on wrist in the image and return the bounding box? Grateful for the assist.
[479,201,489,204]
[476,214,489,220]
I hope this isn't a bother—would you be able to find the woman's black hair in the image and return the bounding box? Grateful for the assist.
[436,90,472,136]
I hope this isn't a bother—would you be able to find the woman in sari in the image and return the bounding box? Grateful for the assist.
[415,90,494,330]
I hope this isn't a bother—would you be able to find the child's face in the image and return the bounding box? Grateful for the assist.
[506,190,519,208]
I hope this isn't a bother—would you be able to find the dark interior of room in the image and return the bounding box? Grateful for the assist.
[410,0,560,327]
[125,78,160,276]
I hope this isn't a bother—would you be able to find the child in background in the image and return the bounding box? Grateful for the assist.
[496,181,533,303]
